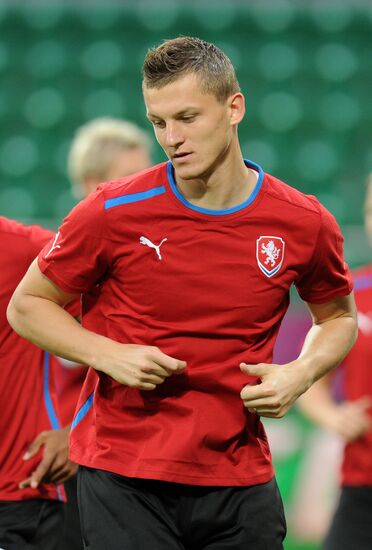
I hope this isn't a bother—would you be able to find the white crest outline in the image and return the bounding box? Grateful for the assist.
[256,235,285,278]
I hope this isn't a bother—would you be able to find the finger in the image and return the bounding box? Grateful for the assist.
[244,401,281,413]
[42,450,75,483]
[139,382,157,391]
[240,384,274,402]
[20,466,66,488]
[343,409,371,430]
[48,463,78,484]
[23,432,47,460]
[351,418,371,435]
[242,397,277,409]
[254,410,285,419]
[20,466,65,488]
[46,466,69,483]
[138,371,168,386]
[153,350,187,372]
[354,396,372,411]
[29,452,56,489]
[44,452,69,477]
[50,472,72,484]
[240,363,269,378]
[142,363,172,379]
[337,415,367,437]
[19,476,32,489]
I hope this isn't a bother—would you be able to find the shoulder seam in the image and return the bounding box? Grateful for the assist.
[264,187,321,216]
[0,227,34,239]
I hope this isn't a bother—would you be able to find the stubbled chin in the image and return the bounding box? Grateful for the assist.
[173,160,202,178]
[174,168,200,181]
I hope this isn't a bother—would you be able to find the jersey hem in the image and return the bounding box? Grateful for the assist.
[0,490,65,502]
[341,477,372,487]
[70,450,275,487]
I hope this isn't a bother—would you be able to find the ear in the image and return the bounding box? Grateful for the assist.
[228,92,245,126]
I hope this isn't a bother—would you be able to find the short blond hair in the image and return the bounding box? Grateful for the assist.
[68,117,152,194]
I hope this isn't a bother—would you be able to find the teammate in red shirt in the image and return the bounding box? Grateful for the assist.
[57,116,152,428]
[0,216,76,550]
[8,37,357,550]
[56,117,152,550]
[299,176,372,550]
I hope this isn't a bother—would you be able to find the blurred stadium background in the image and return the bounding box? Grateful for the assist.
[0,1,371,548]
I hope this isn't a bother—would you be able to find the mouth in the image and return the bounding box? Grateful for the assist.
[172,152,193,163]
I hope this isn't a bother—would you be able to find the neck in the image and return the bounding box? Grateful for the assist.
[174,145,257,210]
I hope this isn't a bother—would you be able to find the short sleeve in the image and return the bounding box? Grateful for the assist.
[38,190,108,294]
[295,204,353,304]
[28,225,54,264]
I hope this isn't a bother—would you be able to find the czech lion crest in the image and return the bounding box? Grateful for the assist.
[256,236,285,278]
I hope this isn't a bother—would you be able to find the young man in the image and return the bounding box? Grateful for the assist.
[298,175,372,550]
[57,117,152,550]
[0,216,77,550]
[7,37,357,550]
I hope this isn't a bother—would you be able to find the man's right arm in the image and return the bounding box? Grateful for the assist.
[297,373,371,442]
[7,259,186,390]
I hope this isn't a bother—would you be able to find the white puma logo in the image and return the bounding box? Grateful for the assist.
[139,236,167,260]
[44,231,61,259]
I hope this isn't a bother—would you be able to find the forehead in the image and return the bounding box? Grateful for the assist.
[106,147,150,178]
[143,73,220,117]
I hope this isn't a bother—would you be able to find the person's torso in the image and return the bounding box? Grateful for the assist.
[342,265,372,486]
[0,217,64,501]
[63,161,345,485]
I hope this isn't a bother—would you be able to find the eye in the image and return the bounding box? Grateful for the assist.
[151,120,165,128]
[181,115,196,123]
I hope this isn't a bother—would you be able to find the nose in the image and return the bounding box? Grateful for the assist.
[165,122,184,148]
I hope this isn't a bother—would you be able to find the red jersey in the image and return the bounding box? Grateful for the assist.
[0,217,65,501]
[341,265,372,486]
[38,160,353,486]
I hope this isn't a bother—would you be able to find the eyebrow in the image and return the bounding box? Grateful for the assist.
[147,108,198,120]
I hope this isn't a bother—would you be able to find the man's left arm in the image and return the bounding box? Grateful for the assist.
[240,293,358,418]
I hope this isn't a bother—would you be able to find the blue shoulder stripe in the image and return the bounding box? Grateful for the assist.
[104,185,166,210]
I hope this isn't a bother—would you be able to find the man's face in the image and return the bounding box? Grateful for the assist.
[105,147,151,180]
[143,73,240,182]
[364,181,372,246]
[83,146,151,197]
